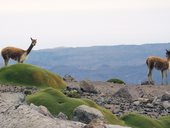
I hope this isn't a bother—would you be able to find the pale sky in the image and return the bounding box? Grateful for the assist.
[0,0,170,49]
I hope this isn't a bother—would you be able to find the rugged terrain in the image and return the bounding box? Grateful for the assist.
[0,84,129,128]
[65,79,170,118]
[1,64,170,128]
[1,82,170,128]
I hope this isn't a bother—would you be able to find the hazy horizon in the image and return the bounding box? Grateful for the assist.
[0,0,170,50]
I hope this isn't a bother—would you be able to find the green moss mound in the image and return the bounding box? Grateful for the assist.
[121,113,170,128]
[159,116,170,128]
[107,78,125,84]
[26,87,123,125]
[0,64,66,89]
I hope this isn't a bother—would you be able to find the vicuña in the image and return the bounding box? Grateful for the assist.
[146,50,170,85]
[1,37,37,66]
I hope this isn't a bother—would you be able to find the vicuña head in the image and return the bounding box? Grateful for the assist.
[146,49,170,85]
[1,37,37,66]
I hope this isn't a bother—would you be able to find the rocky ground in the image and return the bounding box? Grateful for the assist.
[65,77,170,119]
[0,84,130,128]
[1,75,170,128]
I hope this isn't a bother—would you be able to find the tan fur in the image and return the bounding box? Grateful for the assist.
[1,38,37,66]
[146,56,169,71]
[146,50,170,85]
[20,52,28,62]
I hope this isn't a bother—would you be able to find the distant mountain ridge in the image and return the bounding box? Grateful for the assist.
[1,43,170,84]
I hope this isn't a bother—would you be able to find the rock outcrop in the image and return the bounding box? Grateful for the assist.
[161,92,170,101]
[79,80,97,93]
[113,87,133,101]
[73,105,104,124]
[78,82,170,118]
[0,85,130,128]
[0,90,85,128]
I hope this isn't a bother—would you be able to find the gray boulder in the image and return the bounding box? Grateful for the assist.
[113,87,132,101]
[161,92,170,101]
[79,80,97,93]
[73,105,104,124]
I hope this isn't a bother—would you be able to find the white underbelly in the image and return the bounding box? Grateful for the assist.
[20,53,28,62]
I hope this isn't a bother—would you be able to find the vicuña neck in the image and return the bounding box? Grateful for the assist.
[26,44,34,55]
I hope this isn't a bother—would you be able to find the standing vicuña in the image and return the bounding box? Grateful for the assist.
[146,50,170,85]
[1,37,37,66]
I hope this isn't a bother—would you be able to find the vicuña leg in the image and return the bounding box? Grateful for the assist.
[147,68,152,84]
[165,70,168,85]
[161,70,164,85]
[4,58,9,66]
